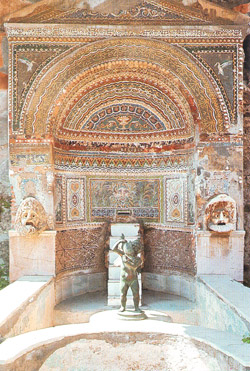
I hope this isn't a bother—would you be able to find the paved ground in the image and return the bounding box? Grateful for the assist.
[54,290,198,326]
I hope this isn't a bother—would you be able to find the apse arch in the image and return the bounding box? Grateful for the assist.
[16,37,227,144]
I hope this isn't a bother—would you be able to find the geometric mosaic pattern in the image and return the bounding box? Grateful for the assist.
[56,226,108,274]
[66,177,86,223]
[165,176,187,225]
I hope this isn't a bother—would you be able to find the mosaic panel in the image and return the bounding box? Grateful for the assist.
[187,172,195,225]
[143,228,195,275]
[83,103,166,133]
[185,45,238,125]
[56,226,109,274]
[9,37,230,140]
[55,172,191,227]
[55,176,63,224]
[89,178,160,223]
[10,153,49,166]
[165,177,187,225]
[12,44,71,132]
[66,177,86,223]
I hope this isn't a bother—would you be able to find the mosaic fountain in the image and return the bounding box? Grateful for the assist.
[0,0,250,369]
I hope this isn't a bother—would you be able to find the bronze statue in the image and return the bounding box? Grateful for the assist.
[112,233,143,312]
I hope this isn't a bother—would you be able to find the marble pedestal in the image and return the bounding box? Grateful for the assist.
[196,230,245,281]
[9,230,56,282]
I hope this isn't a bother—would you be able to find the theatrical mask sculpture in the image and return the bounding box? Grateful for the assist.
[15,197,48,236]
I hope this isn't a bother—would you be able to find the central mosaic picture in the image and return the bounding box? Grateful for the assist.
[90,178,160,222]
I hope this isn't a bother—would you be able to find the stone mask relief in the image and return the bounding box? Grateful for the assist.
[15,197,48,236]
[204,194,236,233]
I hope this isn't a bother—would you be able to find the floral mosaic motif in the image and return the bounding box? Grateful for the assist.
[165,177,186,225]
[89,178,160,222]
[83,104,166,133]
[66,178,86,223]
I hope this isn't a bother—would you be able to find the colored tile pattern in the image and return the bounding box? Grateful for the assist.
[66,177,86,223]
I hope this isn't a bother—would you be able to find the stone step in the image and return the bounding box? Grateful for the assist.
[108,251,121,265]
[111,223,140,237]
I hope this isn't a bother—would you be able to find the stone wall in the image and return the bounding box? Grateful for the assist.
[143,228,196,275]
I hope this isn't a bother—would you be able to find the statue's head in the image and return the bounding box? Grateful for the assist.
[123,241,135,257]
[205,194,236,232]
[123,238,141,256]
[15,197,48,236]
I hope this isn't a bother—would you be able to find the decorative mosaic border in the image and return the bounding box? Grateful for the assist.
[164,174,187,227]
[5,24,243,40]
[54,150,193,173]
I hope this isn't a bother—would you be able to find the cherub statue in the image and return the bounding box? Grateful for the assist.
[112,233,143,313]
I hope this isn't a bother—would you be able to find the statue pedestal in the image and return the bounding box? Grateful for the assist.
[197,230,245,281]
[9,230,56,282]
[117,309,147,321]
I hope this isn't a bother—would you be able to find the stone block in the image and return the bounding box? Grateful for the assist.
[111,223,140,237]
[108,266,120,280]
[108,250,121,264]
[142,272,196,302]
[88,272,107,292]
[9,230,56,282]
[55,272,107,304]
[109,236,139,250]
[197,231,245,281]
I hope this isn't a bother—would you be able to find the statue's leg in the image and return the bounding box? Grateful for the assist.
[131,279,141,312]
[120,280,129,312]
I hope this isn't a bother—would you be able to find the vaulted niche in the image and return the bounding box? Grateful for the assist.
[6,10,244,286]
